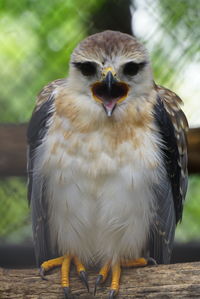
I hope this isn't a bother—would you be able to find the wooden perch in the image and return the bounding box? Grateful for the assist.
[0,124,27,177]
[0,124,200,176]
[1,262,200,298]
[187,128,200,174]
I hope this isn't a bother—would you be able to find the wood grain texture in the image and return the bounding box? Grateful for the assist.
[1,262,200,298]
[0,124,27,176]
[0,124,199,176]
[187,128,200,174]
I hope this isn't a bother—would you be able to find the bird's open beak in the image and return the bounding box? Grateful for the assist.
[91,68,129,117]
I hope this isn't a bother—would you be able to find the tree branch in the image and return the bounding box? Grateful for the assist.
[1,262,200,298]
[0,124,200,176]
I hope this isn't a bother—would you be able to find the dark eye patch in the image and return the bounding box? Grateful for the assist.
[73,62,97,76]
[123,61,146,76]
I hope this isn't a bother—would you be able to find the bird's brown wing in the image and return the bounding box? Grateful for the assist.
[27,79,66,266]
[149,84,188,264]
[155,84,188,223]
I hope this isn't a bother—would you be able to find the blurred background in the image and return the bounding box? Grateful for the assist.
[0,0,199,267]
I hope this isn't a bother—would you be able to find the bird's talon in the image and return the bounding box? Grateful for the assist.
[39,267,48,280]
[108,289,117,299]
[94,274,103,295]
[79,270,89,292]
[63,287,71,299]
[147,257,157,266]
[73,256,89,291]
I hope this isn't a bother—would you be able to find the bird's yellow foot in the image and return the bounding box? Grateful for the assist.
[40,254,89,298]
[95,257,155,298]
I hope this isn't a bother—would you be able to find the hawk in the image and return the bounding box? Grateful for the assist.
[27,30,188,298]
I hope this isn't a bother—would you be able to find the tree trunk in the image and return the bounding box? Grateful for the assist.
[1,262,200,298]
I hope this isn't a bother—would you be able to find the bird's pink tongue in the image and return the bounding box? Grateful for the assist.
[103,100,117,116]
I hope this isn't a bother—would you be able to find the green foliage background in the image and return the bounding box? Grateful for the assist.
[0,0,106,122]
[0,0,199,243]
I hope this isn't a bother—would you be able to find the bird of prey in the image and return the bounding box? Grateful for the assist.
[27,30,188,298]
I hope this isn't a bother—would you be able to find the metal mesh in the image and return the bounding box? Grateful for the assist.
[131,0,200,241]
[132,0,200,127]
[0,0,106,123]
[0,178,30,243]
[0,0,199,245]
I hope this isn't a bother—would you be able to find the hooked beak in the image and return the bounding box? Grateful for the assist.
[91,70,129,117]
[104,71,117,92]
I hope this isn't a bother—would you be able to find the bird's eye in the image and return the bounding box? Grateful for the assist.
[123,62,146,76]
[74,62,97,76]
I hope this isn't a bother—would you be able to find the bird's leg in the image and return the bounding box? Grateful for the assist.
[121,257,157,267]
[73,256,89,292]
[94,257,156,298]
[94,261,121,298]
[40,256,64,278]
[61,255,72,297]
[109,262,121,298]
[94,262,111,295]
[121,257,148,267]
[40,254,89,298]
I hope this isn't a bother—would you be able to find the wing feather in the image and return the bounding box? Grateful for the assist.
[155,84,188,222]
[149,84,188,264]
[27,80,65,265]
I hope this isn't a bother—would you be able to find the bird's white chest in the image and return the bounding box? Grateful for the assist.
[39,118,162,264]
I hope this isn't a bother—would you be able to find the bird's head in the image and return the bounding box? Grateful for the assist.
[68,30,154,118]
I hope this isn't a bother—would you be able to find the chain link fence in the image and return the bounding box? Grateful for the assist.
[132,0,200,127]
[0,178,29,243]
[0,0,200,254]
